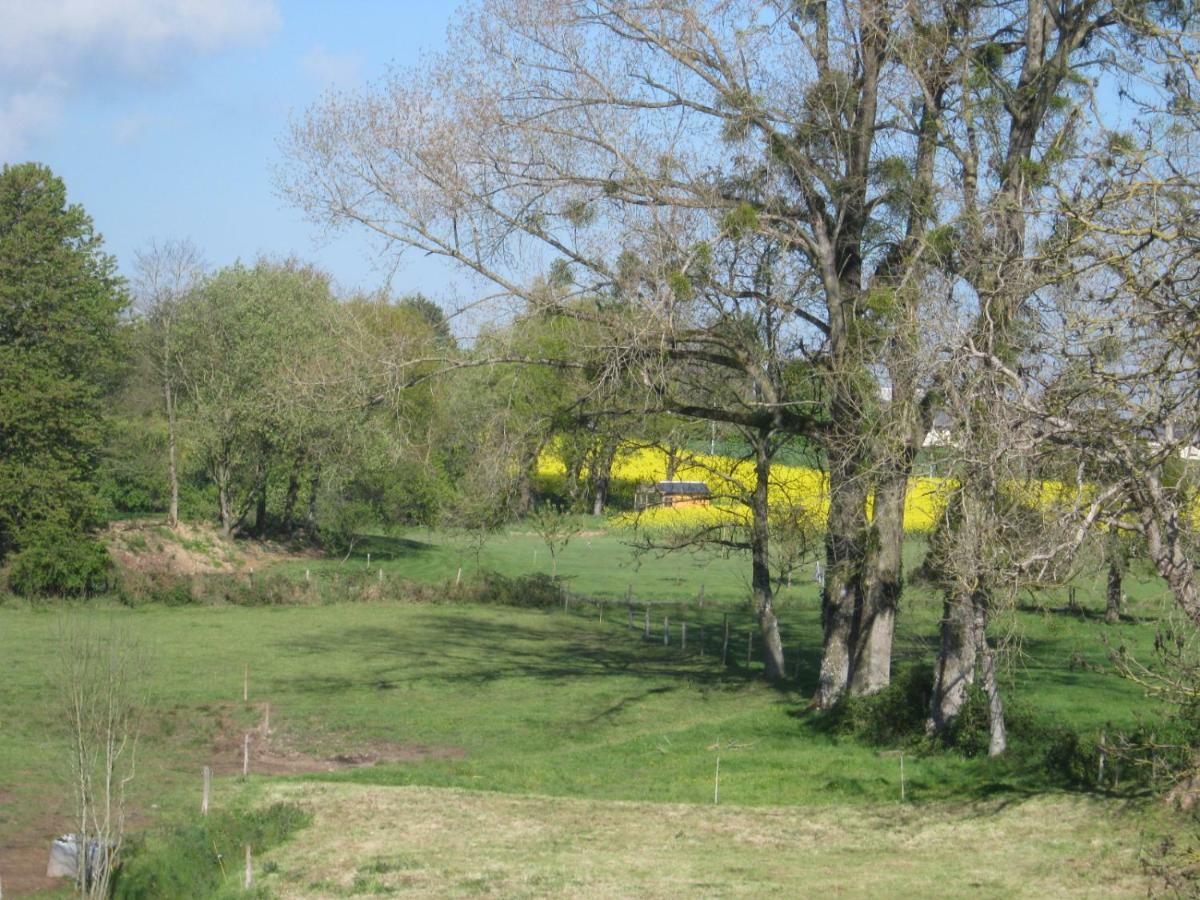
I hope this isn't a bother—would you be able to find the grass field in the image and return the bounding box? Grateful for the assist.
[0,526,1190,896]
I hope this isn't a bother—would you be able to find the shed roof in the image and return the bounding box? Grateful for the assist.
[652,480,710,495]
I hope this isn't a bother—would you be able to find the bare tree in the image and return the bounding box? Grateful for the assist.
[57,620,146,898]
[132,239,206,528]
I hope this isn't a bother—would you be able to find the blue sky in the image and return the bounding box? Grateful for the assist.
[0,1,458,299]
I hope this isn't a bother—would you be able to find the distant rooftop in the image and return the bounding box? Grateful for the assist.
[652,481,711,495]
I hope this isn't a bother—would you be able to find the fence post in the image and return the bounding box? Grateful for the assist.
[645,606,651,638]
[244,845,253,889]
[682,622,687,650]
[202,766,211,816]
[243,734,250,777]
[663,617,669,646]
[1098,731,1106,786]
[243,664,249,703]
[722,615,730,666]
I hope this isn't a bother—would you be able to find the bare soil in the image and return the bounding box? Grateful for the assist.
[206,703,467,777]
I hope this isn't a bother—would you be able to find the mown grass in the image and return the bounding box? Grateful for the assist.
[258,782,1155,898]
[0,527,1188,895]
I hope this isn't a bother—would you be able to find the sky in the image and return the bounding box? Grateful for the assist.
[0,0,460,300]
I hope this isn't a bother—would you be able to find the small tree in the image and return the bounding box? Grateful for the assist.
[531,504,576,578]
[57,621,146,898]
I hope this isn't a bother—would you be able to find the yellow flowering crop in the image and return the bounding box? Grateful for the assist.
[538,443,950,533]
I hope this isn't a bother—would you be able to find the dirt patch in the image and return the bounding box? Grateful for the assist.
[206,705,465,777]
[0,792,71,897]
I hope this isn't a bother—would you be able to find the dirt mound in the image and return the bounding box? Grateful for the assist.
[105,520,309,579]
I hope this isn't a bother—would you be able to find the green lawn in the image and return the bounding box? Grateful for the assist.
[0,528,1187,895]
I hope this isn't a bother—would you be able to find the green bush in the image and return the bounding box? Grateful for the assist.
[469,571,566,608]
[7,523,111,597]
[116,569,195,607]
[824,664,933,747]
[113,802,310,899]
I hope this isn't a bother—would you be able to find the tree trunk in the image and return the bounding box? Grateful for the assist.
[851,470,905,695]
[590,440,617,517]
[253,480,268,538]
[814,439,869,707]
[927,590,982,734]
[306,468,321,532]
[665,445,680,481]
[1106,558,1123,624]
[164,374,179,528]
[977,612,1007,756]
[282,457,302,537]
[751,432,786,682]
[217,467,234,540]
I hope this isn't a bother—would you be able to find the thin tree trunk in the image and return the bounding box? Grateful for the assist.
[927,590,981,734]
[282,458,302,537]
[253,480,268,538]
[590,440,617,517]
[751,431,786,682]
[164,374,179,528]
[665,445,680,481]
[977,608,1007,756]
[217,468,234,540]
[306,468,321,532]
[1106,557,1123,625]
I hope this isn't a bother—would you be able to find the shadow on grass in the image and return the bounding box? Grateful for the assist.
[273,613,773,696]
[343,534,439,562]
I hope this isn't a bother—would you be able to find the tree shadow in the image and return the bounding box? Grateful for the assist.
[342,534,438,562]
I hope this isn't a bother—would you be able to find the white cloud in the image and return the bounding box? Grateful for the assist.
[301,44,364,90]
[0,83,64,159]
[0,0,281,158]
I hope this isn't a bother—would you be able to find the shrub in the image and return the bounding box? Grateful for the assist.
[116,569,195,607]
[7,523,111,597]
[824,664,933,747]
[113,802,310,899]
[469,571,566,608]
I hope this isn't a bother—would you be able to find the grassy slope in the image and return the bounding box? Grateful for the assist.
[0,527,1183,895]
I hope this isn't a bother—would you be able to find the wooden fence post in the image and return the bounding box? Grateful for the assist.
[202,766,211,816]
[663,617,669,646]
[682,622,687,650]
[243,664,249,703]
[244,845,253,889]
[243,734,250,777]
[645,606,650,638]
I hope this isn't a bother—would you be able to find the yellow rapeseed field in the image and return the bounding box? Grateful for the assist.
[537,444,949,532]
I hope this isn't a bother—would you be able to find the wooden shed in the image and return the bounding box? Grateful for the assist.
[634,480,712,510]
